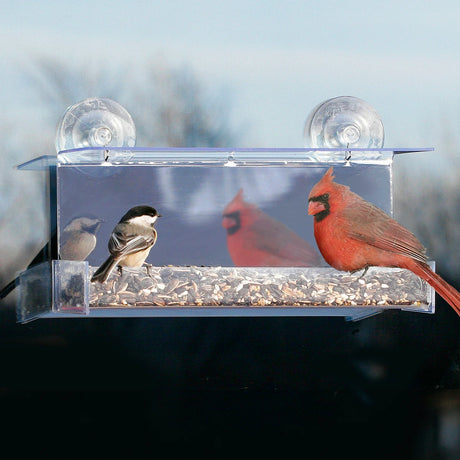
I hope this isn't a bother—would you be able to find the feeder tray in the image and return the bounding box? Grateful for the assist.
[16,146,435,322]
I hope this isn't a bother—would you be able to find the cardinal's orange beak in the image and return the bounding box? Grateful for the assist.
[222,214,236,229]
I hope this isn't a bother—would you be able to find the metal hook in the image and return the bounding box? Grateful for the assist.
[345,144,352,162]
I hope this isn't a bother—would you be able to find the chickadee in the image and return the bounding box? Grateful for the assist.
[91,205,161,284]
[0,216,103,299]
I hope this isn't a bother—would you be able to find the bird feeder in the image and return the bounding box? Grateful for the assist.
[15,97,435,322]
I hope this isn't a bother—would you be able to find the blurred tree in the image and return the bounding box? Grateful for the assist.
[394,130,460,282]
[133,64,237,147]
[0,119,49,292]
[24,56,239,148]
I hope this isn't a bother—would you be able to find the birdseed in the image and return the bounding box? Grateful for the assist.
[89,265,431,310]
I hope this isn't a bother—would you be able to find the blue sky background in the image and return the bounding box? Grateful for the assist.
[1,0,460,150]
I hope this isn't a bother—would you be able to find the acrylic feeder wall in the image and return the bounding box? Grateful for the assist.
[16,147,435,322]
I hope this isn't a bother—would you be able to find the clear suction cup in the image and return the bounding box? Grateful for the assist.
[303,96,384,148]
[55,97,136,152]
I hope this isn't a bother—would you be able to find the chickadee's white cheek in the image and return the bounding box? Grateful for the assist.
[130,215,157,226]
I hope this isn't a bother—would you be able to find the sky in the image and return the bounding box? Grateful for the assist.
[1,0,460,151]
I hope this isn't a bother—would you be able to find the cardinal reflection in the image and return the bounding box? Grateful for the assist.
[157,166,299,224]
[222,189,322,267]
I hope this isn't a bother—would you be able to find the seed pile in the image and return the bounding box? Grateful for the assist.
[89,265,430,309]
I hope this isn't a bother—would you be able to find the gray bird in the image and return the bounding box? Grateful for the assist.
[0,216,103,299]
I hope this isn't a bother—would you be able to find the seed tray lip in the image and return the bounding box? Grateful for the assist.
[41,305,428,323]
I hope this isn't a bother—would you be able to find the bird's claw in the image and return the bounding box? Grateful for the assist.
[351,265,370,279]
[143,263,153,278]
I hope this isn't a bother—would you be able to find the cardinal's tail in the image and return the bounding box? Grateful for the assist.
[410,261,460,317]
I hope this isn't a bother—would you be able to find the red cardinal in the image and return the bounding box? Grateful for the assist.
[308,167,460,316]
[222,189,322,267]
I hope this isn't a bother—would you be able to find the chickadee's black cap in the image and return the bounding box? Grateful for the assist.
[119,205,160,222]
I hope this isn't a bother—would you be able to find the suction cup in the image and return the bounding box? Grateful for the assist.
[56,97,136,152]
[304,96,384,148]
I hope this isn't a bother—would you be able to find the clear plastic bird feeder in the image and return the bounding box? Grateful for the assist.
[15,97,435,322]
